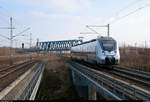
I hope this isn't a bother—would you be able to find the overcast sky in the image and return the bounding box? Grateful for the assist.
[0,0,150,48]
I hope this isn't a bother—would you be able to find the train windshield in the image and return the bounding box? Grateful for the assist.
[101,40,116,51]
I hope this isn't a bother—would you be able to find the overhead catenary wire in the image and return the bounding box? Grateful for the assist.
[115,0,142,16]
[0,11,10,24]
[0,17,9,24]
[104,0,143,25]
[0,8,11,18]
[83,0,145,37]
[0,3,32,48]
[109,2,150,24]
[0,4,29,32]
[0,2,13,17]
[86,25,99,34]
[0,5,12,24]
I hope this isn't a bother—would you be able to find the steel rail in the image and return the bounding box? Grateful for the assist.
[0,65,9,69]
[77,61,150,88]
[19,63,44,100]
[0,61,35,79]
[72,62,137,99]
[111,70,150,86]
[113,66,150,80]
[0,61,31,72]
[68,63,122,100]
[69,61,150,100]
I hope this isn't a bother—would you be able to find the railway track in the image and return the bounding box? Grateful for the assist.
[0,61,30,74]
[113,66,150,80]
[0,61,30,71]
[0,60,37,92]
[75,60,150,89]
[71,61,150,99]
[0,65,9,70]
[111,66,150,87]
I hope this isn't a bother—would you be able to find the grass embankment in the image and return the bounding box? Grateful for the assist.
[120,47,150,71]
[0,48,44,65]
[36,54,79,100]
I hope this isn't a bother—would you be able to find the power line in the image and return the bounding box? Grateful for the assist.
[80,24,110,37]
[0,3,33,48]
[0,5,12,18]
[0,1,13,17]
[0,17,9,25]
[109,3,150,24]
[0,17,30,64]
[104,0,142,24]
[86,25,99,34]
[0,2,32,32]
[0,6,10,24]
[1,2,29,29]
[0,4,29,30]
[115,0,142,16]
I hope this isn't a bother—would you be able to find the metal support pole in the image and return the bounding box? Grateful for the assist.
[30,33,32,48]
[0,17,30,64]
[10,17,13,65]
[107,24,110,37]
[88,85,97,100]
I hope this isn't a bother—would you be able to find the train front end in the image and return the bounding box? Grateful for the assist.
[96,37,120,65]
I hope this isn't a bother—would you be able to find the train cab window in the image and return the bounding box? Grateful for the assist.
[100,40,116,51]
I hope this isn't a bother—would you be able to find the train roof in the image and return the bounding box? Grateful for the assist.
[73,36,115,47]
[73,39,96,47]
[98,36,115,41]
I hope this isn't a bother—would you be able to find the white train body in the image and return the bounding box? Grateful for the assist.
[71,36,120,65]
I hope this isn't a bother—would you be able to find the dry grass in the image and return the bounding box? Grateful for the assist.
[0,47,46,65]
[0,48,15,56]
[120,47,150,71]
[0,54,41,65]
[36,54,79,100]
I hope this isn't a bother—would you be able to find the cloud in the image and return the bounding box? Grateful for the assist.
[1,0,150,47]
[14,9,105,43]
[57,0,92,13]
[15,0,92,14]
[111,14,150,46]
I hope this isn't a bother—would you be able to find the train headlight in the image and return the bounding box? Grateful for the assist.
[102,51,105,55]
